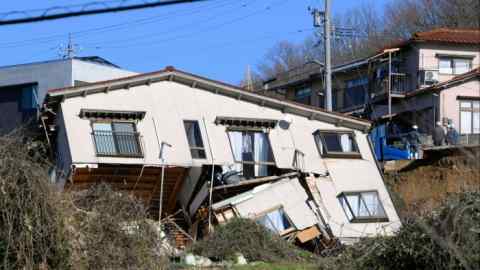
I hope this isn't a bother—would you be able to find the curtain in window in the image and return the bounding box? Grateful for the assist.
[461,111,472,134]
[340,134,352,152]
[345,195,360,217]
[339,197,353,221]
[93,123,114,154]
[439,58,452,74]
[113,123,138,155]
[254,132,269,176]
[454,59,470,74]
[228,131,243,172]
[362,192,385,217]
[473,111,480,134]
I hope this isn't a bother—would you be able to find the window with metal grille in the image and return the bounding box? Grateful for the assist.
[183,120,206,159]
[92,122,142,157]
[338,191,388,223]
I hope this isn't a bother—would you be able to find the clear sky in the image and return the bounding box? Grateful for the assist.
[0,0,385,84]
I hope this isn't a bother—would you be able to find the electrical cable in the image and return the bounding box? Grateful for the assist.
[0,0,210,26]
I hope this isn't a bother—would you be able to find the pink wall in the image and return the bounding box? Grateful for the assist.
[440,80,480,130]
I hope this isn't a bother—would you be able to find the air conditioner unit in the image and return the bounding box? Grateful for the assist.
[418,69,439,86]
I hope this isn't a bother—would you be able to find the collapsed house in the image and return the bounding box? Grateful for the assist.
[42,66,401,249]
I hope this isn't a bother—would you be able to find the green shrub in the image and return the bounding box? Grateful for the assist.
[190,218,315,263]
[328,191,480,270]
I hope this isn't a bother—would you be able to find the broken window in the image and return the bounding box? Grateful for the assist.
[314,130,361,158]
[183,120,206,159]
[92,122,142,157]
[256,207,294,235]
[338,191,388,223]
[227,130,275,178]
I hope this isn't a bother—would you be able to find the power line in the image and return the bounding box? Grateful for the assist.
[0,0,209,26]
[83,0,258,48]
[0,0,231,49]
[92,0,287,50]
[0,0,228,47]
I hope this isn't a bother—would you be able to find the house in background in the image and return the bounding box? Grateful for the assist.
[42,66,401,247]
[0,56,136,134]
[258,28,480,158]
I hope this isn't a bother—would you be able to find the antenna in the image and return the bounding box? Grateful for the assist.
[58,33,79,59]
[244,65,254,91]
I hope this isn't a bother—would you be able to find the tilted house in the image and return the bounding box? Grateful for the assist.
[43,66,401,246]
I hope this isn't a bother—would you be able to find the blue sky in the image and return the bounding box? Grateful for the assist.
[0,0,385,84]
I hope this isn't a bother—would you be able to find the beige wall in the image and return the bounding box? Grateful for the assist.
[418,44,480,83]
[56,79,400,239]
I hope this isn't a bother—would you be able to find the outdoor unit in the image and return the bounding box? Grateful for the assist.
[418,69,439,86]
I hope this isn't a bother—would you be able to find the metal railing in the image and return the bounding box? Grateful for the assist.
[92,130,143,157]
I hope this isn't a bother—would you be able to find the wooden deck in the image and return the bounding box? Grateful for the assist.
[68,165,188,219]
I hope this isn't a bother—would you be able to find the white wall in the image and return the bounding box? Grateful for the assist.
[57,79,400,239]
[71,59,136,85]
[232,178,318,231]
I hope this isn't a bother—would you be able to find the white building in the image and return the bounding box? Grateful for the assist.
[0,56,136,133]
[43,66,401,245]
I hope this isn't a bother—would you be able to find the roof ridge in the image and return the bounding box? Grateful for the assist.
[45,66,371,128]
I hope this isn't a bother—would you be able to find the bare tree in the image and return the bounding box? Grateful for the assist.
[254,0,479,80]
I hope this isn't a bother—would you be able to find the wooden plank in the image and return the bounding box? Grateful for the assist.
[296,226,321,243]
[166,168,187,213]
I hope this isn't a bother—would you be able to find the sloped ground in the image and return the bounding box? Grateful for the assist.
[385,146,480,217]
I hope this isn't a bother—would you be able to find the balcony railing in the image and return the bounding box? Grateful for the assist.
[92,130,143,157]
[372,73,411,97]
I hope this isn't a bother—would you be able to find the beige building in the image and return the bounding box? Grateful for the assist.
[43,67,400,246]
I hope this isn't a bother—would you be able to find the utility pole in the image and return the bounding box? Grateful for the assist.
[311,0,332,111]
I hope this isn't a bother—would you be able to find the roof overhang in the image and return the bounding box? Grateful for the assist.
[46,68,371,132]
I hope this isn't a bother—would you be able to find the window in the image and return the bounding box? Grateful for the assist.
[338,191,388,223]
[227,130,275,178]
[344,77,368,108]
[459,100,480,134]
[183,120,206,159]
[20,85,38,111]
[256,207,294,235]
[92,122,142,157]
[439,57,472,75]
[314,131,361,158]
[294,86,312,104]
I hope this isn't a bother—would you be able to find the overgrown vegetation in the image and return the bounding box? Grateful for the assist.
[190,218,315,263]
[320,191,480,270]
[0,133,70,269]
[65,183,168,270]
[0,133,168,269]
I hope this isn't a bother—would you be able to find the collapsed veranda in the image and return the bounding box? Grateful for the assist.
[42,66,401,249]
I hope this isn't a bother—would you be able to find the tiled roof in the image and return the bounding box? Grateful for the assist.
[412,28,480,44]
[380,28,480,52]
[46,66,371,130]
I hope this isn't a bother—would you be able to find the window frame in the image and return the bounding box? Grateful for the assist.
[91,120,143,158]
[254,206,296,236]
[438,57,472,75]
[459,99,480,134]
[183,120,207,159]
[226,127,277,178]
[226,127,276,166]
[313,130,362,159]
[337,191,389,223]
